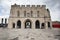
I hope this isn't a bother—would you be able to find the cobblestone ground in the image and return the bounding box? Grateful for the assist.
[0,28,60,40]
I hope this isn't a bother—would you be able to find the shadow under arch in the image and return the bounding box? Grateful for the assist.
[17,20,21,28]
[25,19,32,28]
[13,23,15,28]
[35,20,40,29]
[48,22,50,28]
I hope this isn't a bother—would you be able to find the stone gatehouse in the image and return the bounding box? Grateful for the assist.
[8,4,52,29]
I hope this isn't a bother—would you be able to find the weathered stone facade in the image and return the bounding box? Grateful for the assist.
[8,4,52,29]
[1,4,58,40]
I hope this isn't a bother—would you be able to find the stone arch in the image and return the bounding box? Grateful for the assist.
[35,20,40,29]
[41,23,45,29]
[48,22,50,28]
[17,20,21,28]
[25,19,32,28]
[13,23,15,28]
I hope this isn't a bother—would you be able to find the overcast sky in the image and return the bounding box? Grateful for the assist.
[0,0,60,23]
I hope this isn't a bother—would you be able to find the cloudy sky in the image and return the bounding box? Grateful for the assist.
[0,0,60,23]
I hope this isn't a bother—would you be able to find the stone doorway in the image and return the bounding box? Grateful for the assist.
[35,20,40,29]
[25,19,31,28]
[17,20,21,28]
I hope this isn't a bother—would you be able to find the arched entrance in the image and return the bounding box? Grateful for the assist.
[25,19,31,28]
[35,20,40,29]
[41,23,45,29]
[13,23,15,28]
[17,20,21,28]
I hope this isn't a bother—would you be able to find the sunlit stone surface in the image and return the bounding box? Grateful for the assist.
[0,28,59,40]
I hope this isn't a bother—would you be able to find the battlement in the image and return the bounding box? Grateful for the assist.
[11,4,46,8]
[21,5,25,7]
[11,4,20,7]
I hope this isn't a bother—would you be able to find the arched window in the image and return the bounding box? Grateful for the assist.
[17,11,20,17]
[31,11,33,17]
[41,23,45,29]
[37,11,39,17]
[17,20,21,28]
[48,22,50,28]
[27,13,30,17]
[25,19,31,28]
[35,20,40,29]
[13,23,15,28]
[24,11,26,17]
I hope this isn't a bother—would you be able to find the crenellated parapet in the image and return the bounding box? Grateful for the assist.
[11,4,20,7]
[11,4,46,8]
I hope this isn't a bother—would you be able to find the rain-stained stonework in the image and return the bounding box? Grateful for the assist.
[6,4,58,40]
[8,4,52,29]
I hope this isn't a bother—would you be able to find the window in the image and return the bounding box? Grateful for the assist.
[24,11,26,17]
[27,13,30,17]
[37,11,39,17]
[31,11,33,17]
[17,11,20,17]
[35,20,40,29]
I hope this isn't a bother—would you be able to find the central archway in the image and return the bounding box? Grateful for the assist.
[25,19,31,28]
[17,20,21,28]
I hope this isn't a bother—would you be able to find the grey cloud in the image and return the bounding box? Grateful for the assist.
[44,0,60,21]
[44,0,60,9]
[57,4,60,10]
[0,0,2,3]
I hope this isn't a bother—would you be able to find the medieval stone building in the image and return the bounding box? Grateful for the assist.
[8,4,52,29]
[0,4,59,40]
